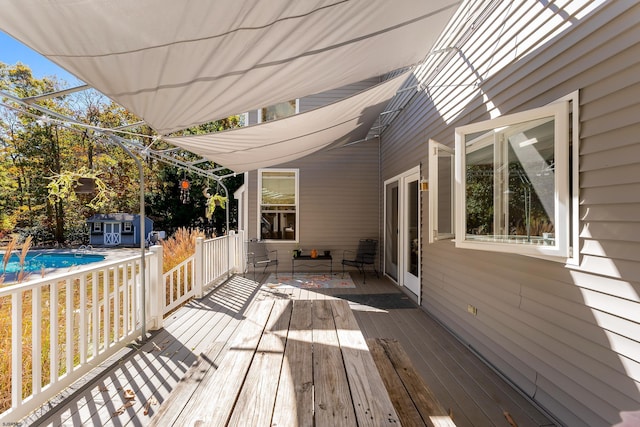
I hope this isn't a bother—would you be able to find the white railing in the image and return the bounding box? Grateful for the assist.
[161,252,196,315]
[0,252,157,423]
[0,231,245,423]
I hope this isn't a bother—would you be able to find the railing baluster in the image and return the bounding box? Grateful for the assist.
[104,269,110,349]
[92,271,99,359]
[114,267,120,342]
[123,262,129,335]
[11,292,22,408]
[32,287,42,395]
[50,281,59,385]
[66,278,73,377]
[79,275,87,364]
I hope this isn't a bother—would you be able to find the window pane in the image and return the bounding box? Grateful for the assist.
[437,152,454,236]
[465,144,494,237]
[262,171,295,205]
[261,211,296,240]
[261,100,296,121]
[506,118,555,244]
[464,116,556,246]
[260,169,297,241]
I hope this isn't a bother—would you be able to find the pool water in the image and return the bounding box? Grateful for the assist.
[1,252,106,274]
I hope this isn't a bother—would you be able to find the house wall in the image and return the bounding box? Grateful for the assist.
[379,1,640,426]
[299,77,381,112]
[246,139,380,272]
[244,79,384,271]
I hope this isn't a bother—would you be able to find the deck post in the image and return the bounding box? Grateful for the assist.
[149,244,164,329]
[195,237,204,298]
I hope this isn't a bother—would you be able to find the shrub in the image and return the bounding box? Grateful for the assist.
[161,227,205,272]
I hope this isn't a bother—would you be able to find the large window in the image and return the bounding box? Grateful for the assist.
[259,100,298,122]
[454,101,570,258]
[259,169,298,241]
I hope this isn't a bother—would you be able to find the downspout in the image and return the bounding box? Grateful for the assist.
[108,135,147,342]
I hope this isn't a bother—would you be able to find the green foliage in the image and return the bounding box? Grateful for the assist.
[1,62,245,244]
[205,193,228,219]
[47,167,114,210]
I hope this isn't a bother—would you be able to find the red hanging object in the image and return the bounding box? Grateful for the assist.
[179,179,190,203]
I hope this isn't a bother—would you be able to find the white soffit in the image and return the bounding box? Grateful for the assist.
[0,0,460,134]
[166,71,409,173]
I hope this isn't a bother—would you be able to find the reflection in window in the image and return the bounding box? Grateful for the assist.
[259,169,298,241]
[260,100,297,122]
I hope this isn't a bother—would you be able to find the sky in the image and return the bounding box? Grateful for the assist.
[0,30,83,85]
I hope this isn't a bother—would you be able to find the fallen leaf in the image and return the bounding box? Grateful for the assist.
[144,396,159,416]
[112,400,135,417]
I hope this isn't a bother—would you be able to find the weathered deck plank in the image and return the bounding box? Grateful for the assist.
[367,338,427,427]
[374,337,456,427]
[312,300,358,426]
[271,300,314,427]
[227,300,292,427]
[164,300,275,426]
[332,299,400,426]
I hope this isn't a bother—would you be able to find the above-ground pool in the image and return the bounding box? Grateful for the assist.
[1,251,106,274]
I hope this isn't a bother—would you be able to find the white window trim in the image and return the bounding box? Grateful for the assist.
[454,101,571,258]
[257,168,299,243]
[93,222,102,232]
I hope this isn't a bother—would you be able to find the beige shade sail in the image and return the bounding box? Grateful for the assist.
[166,71,409,172]
[0,0,459,134]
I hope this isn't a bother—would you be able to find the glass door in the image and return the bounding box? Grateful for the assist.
[403,173,420,297]
[384,181,399,281]
[384,167,421,301]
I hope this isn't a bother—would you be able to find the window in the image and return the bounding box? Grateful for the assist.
[123,221,133,233]
[258,169,298,241]
[454,101,570,258]
[92,222,102,233]
[259,100,298,122]
[428,139,455,243]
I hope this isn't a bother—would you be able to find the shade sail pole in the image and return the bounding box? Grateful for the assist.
[108,134,147,342]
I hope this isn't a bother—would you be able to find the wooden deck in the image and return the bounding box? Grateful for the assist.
[26,272,557,427]
[151,299,400,426]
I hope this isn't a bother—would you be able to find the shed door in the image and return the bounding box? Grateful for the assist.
[104,223,121,246]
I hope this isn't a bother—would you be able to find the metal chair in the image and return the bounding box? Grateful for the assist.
[246,239,278,281]
[341,239,379,283]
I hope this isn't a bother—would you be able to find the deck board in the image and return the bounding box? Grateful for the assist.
[27,272,556,427]
[312,300,358,427]
[228,300,292,427]
[332,299,400,427]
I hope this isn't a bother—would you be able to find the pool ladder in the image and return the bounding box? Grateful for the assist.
[75,245,93,258]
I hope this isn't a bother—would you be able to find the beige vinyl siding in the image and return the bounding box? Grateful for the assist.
[380,1,640,426]
[299,77,380,112]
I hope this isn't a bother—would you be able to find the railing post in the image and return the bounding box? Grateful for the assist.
[237,230,246,273]
[228,230,236,275]
[195,236,204,298]
[149,244,164,330]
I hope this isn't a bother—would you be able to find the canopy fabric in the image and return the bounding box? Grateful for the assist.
[166,71,409,173]
[0,0,459,134]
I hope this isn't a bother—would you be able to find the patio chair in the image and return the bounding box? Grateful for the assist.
[246,239,278,281]
[342,239,379,284]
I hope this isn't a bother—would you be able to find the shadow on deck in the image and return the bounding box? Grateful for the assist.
[25,272,556,427]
